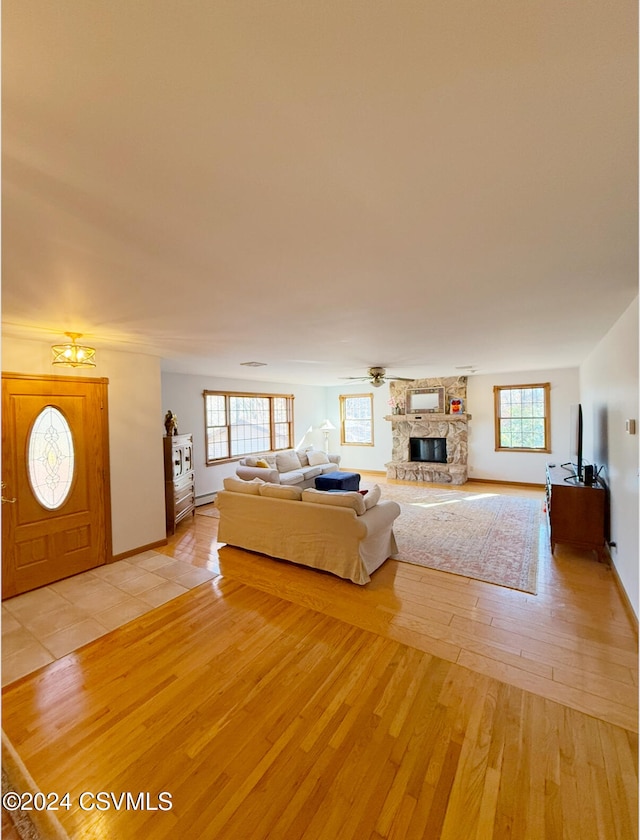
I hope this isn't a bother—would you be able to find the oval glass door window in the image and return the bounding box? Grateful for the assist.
[28,406,75,509]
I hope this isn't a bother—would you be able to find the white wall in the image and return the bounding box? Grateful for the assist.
[161,374,396,494]
[161,372,331,500]
[324,383,394,473]
[466,368,580,484]
[184,371,581,482]
[2,336,166,556]
[580,297,638,618]
[102,352,166,555]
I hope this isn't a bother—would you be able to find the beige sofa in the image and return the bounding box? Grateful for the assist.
[216,478,401,584]
[236,448,341,489]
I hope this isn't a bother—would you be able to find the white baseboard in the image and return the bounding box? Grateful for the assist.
[196,493,217,506]
[610,558,639,635]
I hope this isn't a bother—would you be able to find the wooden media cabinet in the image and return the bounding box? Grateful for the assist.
[545,463,609,560]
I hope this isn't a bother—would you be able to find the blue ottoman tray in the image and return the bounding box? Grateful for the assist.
[315,471,361,492]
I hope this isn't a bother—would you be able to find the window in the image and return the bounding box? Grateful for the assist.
[339,394,374,446]
[204,391,294,463]
[28,406,75,509]
[494,383,551,452]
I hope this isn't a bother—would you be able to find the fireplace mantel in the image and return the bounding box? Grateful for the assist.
[384,413,470,484]
[384,413,471,422]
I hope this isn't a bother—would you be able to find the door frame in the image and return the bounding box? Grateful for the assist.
[2,372,113,597]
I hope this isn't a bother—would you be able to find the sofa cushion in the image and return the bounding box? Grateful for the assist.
[307,450,330,466]
[320,463,339,474]
[243,456,260,467]
[364,484,381,509]
[302,488,366,515]
[276,450,302,472]
[300,465,323,479]
[223,477,264,494]
[259,483,303,501]
[279,470,305,486]
[296,449,310,466]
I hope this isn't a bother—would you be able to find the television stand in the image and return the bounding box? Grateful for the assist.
[545,464,608,561]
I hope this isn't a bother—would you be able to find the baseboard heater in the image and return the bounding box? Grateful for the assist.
[196,492,217,506]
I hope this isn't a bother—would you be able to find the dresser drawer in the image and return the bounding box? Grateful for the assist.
[173,472,194,497]
[175,484,195,512]
[175,493,195,523]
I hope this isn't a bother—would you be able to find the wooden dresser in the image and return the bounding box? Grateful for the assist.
[545,464,608,560]
[163,434,196,535]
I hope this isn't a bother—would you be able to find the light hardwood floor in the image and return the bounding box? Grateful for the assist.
[2,477,637,839]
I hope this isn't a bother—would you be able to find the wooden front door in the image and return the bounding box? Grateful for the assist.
[2,374,112,599]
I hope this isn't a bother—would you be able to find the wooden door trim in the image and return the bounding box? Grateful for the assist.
[2,373,114,596]
[2,372,109,386]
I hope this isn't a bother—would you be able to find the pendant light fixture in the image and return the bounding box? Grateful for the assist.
[51,332,96,368]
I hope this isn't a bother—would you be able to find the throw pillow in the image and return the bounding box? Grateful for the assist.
[223,477,264,495]
[301,488,366,515]
[256,458,270,468]
[244,456,259,467]
[276,450,303,472]
[259,484,303,501]
[307,450,330,467]
[364,484,381,509]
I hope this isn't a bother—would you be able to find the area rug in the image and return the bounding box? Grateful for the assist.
[2,731,69,839]
[380,484,541,593]
[196,505,219,518]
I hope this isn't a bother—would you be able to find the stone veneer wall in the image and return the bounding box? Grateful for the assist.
[386,376,469,484]
[389,375,467,414]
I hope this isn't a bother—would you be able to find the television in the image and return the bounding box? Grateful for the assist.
[569,403,583,481]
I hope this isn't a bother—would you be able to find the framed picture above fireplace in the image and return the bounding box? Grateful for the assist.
[406,386,445,414]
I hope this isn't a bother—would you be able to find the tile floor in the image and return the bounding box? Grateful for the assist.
[1,551,219,686]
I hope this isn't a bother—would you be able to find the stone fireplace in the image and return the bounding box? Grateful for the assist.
[386,375,469,484]
[385,413,469,484]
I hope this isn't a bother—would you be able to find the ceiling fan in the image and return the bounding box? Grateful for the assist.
[341,367,414,388]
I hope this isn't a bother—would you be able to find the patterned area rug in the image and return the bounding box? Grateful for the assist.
[381,484,541,593]
[2,731,69,839]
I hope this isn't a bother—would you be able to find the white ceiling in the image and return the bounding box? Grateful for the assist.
[2,1,637,386]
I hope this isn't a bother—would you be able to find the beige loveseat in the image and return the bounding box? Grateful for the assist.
[216,477,401,584]
[236,448,341,489]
